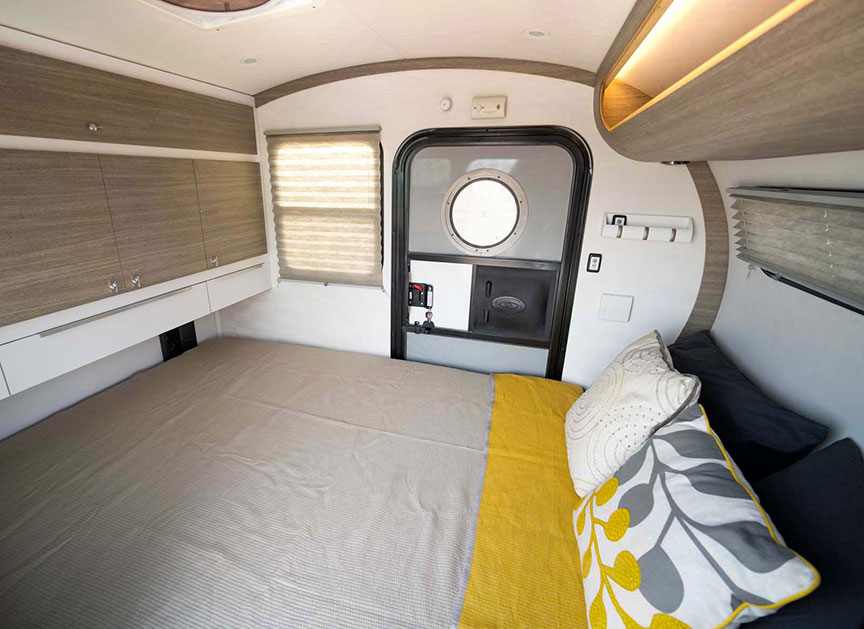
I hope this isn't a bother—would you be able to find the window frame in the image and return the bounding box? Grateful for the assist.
[266,129,385,288]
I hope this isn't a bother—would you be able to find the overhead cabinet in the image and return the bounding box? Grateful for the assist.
[0,45,257,154]
[194,160,268,268]
[100,155,208,290]
[0,149,267,328]
[594,0,864,161]
[0,150,125,327]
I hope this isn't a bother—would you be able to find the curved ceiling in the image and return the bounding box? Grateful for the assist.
[0,0,637,94]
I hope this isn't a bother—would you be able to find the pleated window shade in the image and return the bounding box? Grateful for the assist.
[267,131,382,286]
[731,192,864,310]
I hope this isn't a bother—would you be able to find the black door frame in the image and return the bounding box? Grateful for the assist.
[390,125,593,380]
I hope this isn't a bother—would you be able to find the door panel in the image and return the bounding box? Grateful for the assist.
[0,149,125,327]
[393,127,592,379]
[194,160,267,268]
[100,155,207,290]
[406,334,548,377]
[408,145,573,261]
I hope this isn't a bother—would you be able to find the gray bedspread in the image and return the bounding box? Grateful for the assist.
[0,338,494,628]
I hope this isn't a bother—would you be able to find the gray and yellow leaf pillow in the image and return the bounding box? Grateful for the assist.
[573,405,819,629]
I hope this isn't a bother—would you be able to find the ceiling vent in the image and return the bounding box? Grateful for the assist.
[138,0,326,29]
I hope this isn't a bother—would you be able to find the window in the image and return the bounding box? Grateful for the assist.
[266,131,382,286]
[441,169,528,256]
[730,186,864,313]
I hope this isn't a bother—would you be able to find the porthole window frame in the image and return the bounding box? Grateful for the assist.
[441,168,529,256]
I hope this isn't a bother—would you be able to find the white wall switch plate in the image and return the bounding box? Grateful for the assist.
[471,96,507,119]
[598,293,634,323]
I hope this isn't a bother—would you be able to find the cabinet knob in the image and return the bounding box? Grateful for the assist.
[210,256,219,267]
[131,274,142,289]
[108,279,119,295]
[87,122,103,133]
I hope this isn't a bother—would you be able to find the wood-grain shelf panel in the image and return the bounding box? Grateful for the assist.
[594,0,864,161]
[0,45,257,154]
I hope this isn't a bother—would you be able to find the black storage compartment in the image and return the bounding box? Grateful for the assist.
[469,266,557,342]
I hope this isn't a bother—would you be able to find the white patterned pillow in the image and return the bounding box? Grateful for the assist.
[574,405,819,628]
[566,331,699,496]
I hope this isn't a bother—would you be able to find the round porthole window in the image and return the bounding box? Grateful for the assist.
[441,169,528,256]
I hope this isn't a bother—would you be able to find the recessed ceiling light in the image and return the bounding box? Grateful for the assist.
[525,29,550,39]
[240,57,259,64]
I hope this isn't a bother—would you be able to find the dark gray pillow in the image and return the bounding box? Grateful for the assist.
[751,439,864,628]
[668,330,827,480]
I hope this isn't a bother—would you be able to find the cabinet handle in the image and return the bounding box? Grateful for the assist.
[131,274,142,289]
[40,287,194,337]
[87,122,103,132]
[210,256,219,267]
[108,279,119,295]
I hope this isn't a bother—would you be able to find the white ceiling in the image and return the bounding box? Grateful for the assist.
[0,0,636,95]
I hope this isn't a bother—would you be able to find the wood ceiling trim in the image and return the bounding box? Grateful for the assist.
[681,162,729,337]
[255,57,595,107]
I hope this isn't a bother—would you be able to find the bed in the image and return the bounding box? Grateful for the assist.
[0,338,586,628]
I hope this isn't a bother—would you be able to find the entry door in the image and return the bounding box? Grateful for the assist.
[391,127,592,379]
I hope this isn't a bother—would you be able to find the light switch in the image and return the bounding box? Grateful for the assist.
[598,294,633,323]
[586,253,602,273]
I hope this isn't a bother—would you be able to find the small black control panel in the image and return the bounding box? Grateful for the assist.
[586,253,602,273]
[408,283,433,308]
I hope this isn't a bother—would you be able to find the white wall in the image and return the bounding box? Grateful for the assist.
[0,338,162,439]
[0,315,220,440]
[710,151,864,445]
[220,69,706,386]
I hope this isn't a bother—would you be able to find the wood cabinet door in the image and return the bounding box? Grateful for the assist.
[100,155,207,290]
[0,45,257,154]
[194,160,267,268]
[0,149,125,327]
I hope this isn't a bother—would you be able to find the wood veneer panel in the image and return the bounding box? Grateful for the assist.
[0,150,125,327]
[681,162,729,336]
[594,0,864,161]
[0,45,256,154]
[601,80,652,129]
[194,160,267,267]
[100,155,207,290]
[255,57,595,106]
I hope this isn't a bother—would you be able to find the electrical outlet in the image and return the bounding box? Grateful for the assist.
[471,96,507,119]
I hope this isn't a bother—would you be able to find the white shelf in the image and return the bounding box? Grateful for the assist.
[0,256,272,396]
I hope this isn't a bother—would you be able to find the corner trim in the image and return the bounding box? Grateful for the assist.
[680,162,729,336]
[255,57,595,106]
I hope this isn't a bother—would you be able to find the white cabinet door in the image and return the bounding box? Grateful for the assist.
[0,368,9,400]
[206,262,270,312]
[0,283,210,395]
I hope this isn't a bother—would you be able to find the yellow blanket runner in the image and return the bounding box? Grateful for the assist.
[460,374,588,628]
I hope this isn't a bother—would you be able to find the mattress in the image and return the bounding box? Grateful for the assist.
[0,338,494,627]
